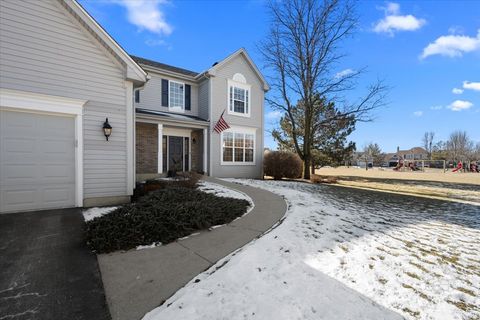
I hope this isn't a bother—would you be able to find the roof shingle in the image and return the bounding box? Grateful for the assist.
[130,55,199,77]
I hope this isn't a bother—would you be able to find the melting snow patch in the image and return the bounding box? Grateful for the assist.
[82,206,117,222]
[198,181,254,214]
[136,243,162,250]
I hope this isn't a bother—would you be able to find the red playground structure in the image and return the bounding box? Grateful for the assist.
[452,161,463,173]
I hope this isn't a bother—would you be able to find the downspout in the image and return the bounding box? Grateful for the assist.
[132,74,151,186]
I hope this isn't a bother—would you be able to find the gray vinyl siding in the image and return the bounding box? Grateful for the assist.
[198,79,209,120]
[209,55,264,178]
[135,71,199,117]
[0,0,130,199]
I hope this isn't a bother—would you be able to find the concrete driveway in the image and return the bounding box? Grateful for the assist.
[0,208,110,320]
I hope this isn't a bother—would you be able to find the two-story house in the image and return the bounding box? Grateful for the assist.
[133,49,268,181]
[384,147,429,167]
[0,0,267,214]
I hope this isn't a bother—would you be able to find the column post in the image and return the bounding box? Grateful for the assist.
[203,127,208,175]
[158,124,163,173]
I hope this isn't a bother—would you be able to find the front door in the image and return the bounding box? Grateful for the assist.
[168,136,184,172]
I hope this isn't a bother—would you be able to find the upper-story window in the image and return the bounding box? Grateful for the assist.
[227,74,251,117]
[169,81,184,111]
[161,79,191,112]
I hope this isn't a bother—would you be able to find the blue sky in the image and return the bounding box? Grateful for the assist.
[80,0,480,153]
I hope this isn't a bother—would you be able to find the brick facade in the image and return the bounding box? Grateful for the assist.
[136,123,158,174]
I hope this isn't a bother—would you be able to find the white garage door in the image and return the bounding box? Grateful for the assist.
[0,110,76,213]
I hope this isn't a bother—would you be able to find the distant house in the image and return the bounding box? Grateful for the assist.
[353,152,373,168]
[384,147,428,167]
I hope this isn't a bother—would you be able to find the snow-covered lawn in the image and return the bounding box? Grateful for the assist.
[143,180,480,320]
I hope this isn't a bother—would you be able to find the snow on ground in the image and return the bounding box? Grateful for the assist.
[143,180,480,320]
[198,181,254,218]
[82,206,117,222]
[198,180,252,203]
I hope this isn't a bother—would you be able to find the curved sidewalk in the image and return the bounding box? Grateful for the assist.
[98,177,287,320]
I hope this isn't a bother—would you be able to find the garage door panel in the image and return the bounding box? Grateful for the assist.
[4,137,36,154]
[0,110,76,213]
[42,164,74,179]
[43,186,74,204]
[0,164,37,182]
[3,189,37,205]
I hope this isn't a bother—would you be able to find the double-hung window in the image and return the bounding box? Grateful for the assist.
[169,81,185,111]
[222,129,255,164]
[228,80,250,117]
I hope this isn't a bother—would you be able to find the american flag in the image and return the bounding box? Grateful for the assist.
[213,110,230,133]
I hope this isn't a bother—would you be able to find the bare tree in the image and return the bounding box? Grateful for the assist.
[446,130,473,162]
[260,0,387,179]
[473,142,480,160]
[422,131,435,160]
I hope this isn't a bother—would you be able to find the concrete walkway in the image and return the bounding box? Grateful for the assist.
[98,177,287,320]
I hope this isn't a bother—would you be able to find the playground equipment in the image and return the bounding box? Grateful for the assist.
[469,161,480,173]
[393,159,447,172]
[452,161,463,173]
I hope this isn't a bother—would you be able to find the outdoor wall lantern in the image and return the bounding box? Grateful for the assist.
[192,137,197,144]
[103,118,112,141]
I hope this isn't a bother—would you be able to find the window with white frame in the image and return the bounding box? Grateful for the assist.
[228,79,250,117]
[222,130,255,164]
[169,81,184,110]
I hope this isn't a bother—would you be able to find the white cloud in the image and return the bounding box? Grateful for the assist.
[448,25,465,35]
[385,2,400,15]
[447,100,473,111]
[421,30,480,59]
[430,105,442,110]
[116,0,172,35]
[463,81,480,91]
[266,110,283,120]
[413,111,423,117]
[373,2,426,35]
[452,88,464,94]
[145,39,173,50]
[334,68,355,79]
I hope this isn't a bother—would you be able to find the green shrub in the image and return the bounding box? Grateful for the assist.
[132,172,200,201]
[264,151,303,180]
[85,187,249,253]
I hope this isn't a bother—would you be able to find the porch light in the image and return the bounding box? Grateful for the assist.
[103,118,112,141]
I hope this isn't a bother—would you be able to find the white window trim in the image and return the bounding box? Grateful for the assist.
[168,80,185,113]
[0,88,87,207]
[227,79,251,118]
[220,126,256,166]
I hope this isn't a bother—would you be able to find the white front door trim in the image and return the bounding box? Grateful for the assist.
[0,88,87,207]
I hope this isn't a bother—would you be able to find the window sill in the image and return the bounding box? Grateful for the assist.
[220,161,256,166]
[227,110,251,118]
[168,107,185,114]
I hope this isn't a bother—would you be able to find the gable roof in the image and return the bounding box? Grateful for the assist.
[206,48,270,91]
[131,56,199,77]
[60,0,147,83]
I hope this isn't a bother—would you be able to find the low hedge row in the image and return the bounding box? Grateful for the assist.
[85,187,250,253]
